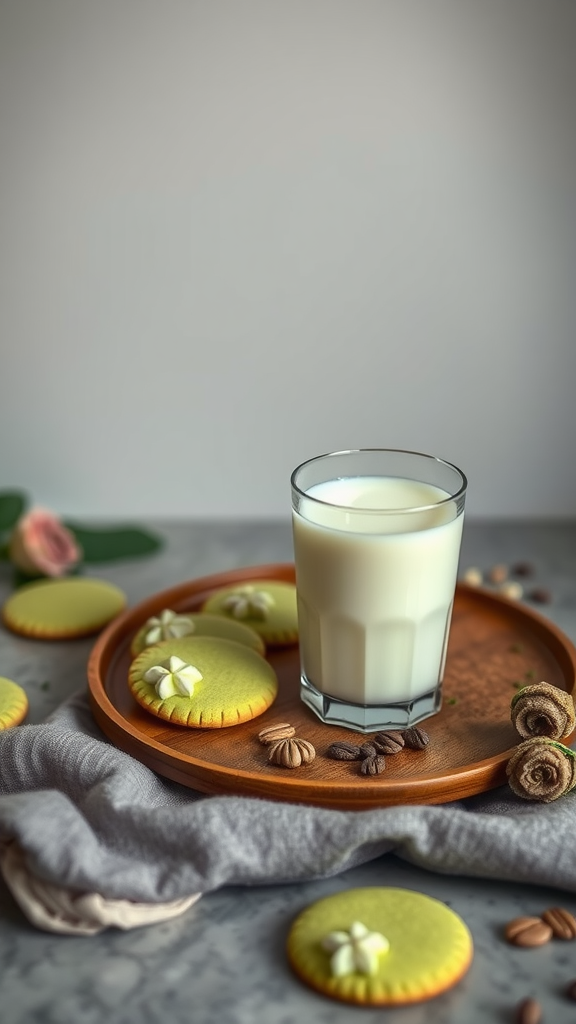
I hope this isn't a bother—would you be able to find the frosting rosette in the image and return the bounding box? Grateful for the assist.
[506,737,576,803]
[320,921,389,977]
[221,586,275,620]
[143,656,202,699]
[511,682,575,741]
[142,609,195,646]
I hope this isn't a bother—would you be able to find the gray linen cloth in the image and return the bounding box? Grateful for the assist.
[1,690,576,904]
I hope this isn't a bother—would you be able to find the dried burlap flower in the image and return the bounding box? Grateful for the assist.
[506,737,576,803]
[511,682,575,741]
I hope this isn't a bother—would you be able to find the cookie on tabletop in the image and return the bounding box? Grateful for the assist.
[128,635,278,728]
[130,609,266,658]
[286,887,473,1007]
[201,580,298,647]
[0,677,29,730]
[2,577,126,640]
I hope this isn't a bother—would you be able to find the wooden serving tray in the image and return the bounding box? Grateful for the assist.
[87,564,576,810]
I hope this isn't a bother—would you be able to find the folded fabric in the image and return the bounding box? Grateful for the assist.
[2,690,576,932]
[0,842,200,935]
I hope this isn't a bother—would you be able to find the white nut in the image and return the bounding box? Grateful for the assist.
[488,563,509,584]
[463,567,483,586]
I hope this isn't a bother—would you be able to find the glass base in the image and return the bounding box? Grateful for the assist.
[300,675,442,733]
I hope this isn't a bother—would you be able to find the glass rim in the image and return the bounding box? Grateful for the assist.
[290,448,467,515]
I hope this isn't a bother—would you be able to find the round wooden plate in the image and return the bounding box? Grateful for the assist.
[87,564,576,810]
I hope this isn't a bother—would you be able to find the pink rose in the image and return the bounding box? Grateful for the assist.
[9,508,82,577]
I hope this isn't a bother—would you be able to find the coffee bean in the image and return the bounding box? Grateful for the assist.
[326,741,363,761]
[515,996,542,1024]
[403,726,430,750]
[504,916,553,947]
[527,588,552,605]
[373,730,405,755]
[512,562,535,578]
[359,742,377,758]
[360,754,386,776]
[565,978,576,1000]
[541,906,576,939]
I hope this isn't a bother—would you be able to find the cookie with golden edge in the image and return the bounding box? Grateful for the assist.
[201,580,298,647]
[287,887,473,1007]
[0,677,29,730]
[2,577,126,639]
[130,610,266,658]
[128,635,278,728]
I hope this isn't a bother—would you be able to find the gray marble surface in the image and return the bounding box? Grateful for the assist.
[1,517,576,1024]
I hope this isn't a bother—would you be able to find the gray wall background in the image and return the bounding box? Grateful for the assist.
[1,0,575,519]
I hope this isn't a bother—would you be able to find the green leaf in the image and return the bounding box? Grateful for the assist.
[12,563,82,588]
[0,491,27,531]
[12,566,45,587]
[65,523,163,563]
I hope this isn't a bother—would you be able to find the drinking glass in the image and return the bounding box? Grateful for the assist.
[291,449,467,732]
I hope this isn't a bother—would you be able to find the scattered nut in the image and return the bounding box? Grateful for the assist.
[515,996,542,1024]
[565,979,576,1000]
[267,737,316,768]
[504,916,553,947]
[360,754,386,776]
[258,722,296,745]
[325,728,430,775]
[463,567,483,586]
[541,906,576,939]
[360,742,378,758]
[326,741,363,761]
[512,562,535,578]
[527,588,552,605]
[403,726,430,750]
[488,563,509,584]
[499,581,523,600]
[373,731,405,755]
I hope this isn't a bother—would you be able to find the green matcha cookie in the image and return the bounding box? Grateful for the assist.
[2,577,126,639]
[201,580,298,647]
[287,887,473,1006]
[0,677,28,729]
[128,635,278,728]
[130,609,266,658]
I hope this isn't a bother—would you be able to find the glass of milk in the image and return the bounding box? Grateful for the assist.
[291,449,467,732]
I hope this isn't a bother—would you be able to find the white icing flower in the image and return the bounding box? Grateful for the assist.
[143,609,195,646]
[221,586,275,621]
[320,921,389,977]
[143,656,202,699]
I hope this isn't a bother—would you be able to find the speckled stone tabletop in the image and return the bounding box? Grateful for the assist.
[1,518,576,1024]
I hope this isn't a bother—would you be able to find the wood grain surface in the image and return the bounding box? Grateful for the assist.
[87,564,576,809]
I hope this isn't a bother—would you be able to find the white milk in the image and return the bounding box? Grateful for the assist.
[292,476,463,704]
